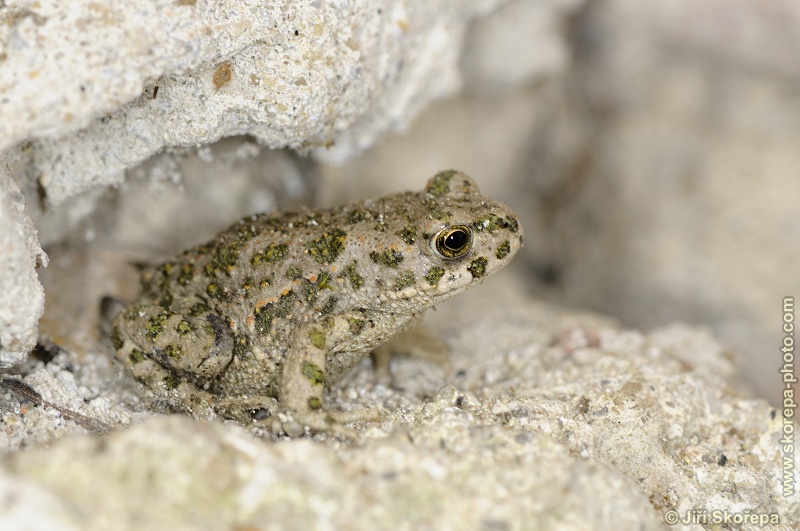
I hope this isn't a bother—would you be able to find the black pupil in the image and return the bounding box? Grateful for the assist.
[445,230,468,250]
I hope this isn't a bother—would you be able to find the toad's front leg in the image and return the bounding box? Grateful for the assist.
[279,316,382,437]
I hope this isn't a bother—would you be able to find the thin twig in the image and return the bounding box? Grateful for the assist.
[0,377,112,434]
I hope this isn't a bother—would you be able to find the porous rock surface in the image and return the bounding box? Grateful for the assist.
[0,169,46,367]
[0,282,796,530]
[1,0,503,204]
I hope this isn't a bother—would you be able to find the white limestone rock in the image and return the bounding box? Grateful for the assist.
[0,169,46,367]
[0,0,504,204]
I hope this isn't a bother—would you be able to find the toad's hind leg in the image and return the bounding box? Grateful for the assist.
[113,303,237,416]
[279,317,382,437]
[121,354,219,419]
[122,350,281,426]
[116,314,280,426]
[114,304,235,381]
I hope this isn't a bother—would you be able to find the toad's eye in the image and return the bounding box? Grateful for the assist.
[433,225,472,259]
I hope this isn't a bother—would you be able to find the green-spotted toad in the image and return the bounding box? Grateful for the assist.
[112,170,522,436]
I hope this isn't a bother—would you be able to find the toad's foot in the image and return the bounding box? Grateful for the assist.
[279,407,382,439]
[215,394,380,439]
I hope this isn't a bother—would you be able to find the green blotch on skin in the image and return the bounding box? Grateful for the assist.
[504,216,519,233]
[206,282,221,298]
[202,323,216,340]
[207,240,242,275]
[425,267,445,287]
[176,320,193,335]
[242,277,256,295]
[394,205,409,219]
[308,329,325,350]
[472,214,502,233]
[254,290,296,333]
[145,309,174,340]
[302,360,325,383]
[422,199,451,221]
[177,264,194,286]
[233,335,249,358]
[347,318,366,335]
[370,249,404,267]
[163,375,180,390]
[307,229,347,264]
[157,291,173,309]
[110,326,124,350]
[159,262,176,277]
[396,226,417,245]
[300,279,318,303]
[496,240,511,260]
[234,222,262,243]
[285,266,304,280]
[129,349,145,364]
[473,213,519,234]
[155,263,175,291]
[347,208,372,224]
[164,344,182,360]
[394,271,416,291]
[189,302,211,317]
[340,262,364,289]
[321,296,338,314]
[468,257,488,279]
[251,243,289,267]
[308,397,323,410]
[426,170,458,196]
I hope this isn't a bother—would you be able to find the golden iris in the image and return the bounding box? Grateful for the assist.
[433,225,472,259]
